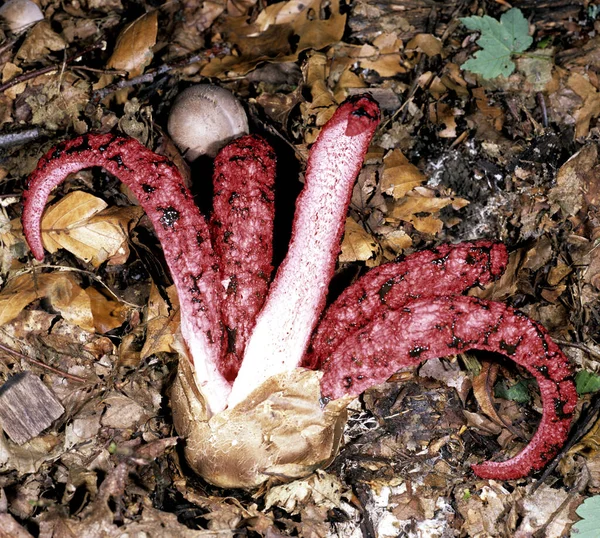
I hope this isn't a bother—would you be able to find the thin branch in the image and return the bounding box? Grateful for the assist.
[0,128,44,148]
[0,341,87,383]
[0,41,105,94]
[90,46,229,104]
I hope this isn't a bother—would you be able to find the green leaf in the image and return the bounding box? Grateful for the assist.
[572,496,600,537]
[494,379,532,403]
[460,8,533,79]
[575,370,600,395]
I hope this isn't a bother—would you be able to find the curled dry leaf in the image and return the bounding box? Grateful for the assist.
[339,217,382,266]
[381,148,426,198]
[171,358,349,489]
[41,191,143,267]
[106,11,158,78]
[0,273,90,330]
[202,0,346,77]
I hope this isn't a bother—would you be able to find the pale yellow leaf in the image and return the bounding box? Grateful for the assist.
[41,191,142,267]
[339,217,381,266]
[381,149,425,199]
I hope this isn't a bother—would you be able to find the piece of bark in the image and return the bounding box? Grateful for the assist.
[0,372,64,445]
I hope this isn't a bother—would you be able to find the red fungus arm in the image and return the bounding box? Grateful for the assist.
[319,295,576,480]
[210,135,276,381]
[303,240,509,370]
[21,134,231,414]
[227,95,381,407]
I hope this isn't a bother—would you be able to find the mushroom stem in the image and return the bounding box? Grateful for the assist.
[228,95,380,408]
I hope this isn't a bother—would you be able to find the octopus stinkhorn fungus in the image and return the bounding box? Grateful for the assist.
[21,94,577,489]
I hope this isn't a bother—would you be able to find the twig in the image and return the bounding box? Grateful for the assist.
[554,338,600,362]
[19,265,144,310]
[0,341,87,383]
[0,128,44,148]
[90,46,230,105]
[0,41,105,94]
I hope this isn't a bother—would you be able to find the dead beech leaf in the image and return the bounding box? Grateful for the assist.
[567,73,600,138]
[381,149,425,199]
[472,361,504,425]
[548,144,596,216]
[406,34,443,57]
[339,217,381,266]
[87,287,129,334]
[106,11,158,78]
[429,102,459,138]
[140,283,179,360]
[16,20,66,62]
[41,191,143,267]
[0,273,93,331]
[389,191,468,235]
[49,274,94,332]
[202,0,345,77]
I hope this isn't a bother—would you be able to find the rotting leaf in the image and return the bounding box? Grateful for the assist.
[264,471,344,515]
[40,191,143,267]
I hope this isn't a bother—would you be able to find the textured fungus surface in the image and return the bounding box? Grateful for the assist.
[21,93,577,487]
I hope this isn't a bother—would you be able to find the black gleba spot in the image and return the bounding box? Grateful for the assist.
[158,206,180,228]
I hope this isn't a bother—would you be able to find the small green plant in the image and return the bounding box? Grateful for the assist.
[575,370,600,395]
[460,8,533,79]
[572,496,600,537]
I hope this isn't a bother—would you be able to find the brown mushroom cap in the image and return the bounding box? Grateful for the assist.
[167,85,249,161]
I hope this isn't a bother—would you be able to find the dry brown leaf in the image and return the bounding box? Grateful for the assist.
[49,274,94,332]
[549,144,596,216]
[471,361,504,426]
[339,217,381,266]
[0,272,95,332]
[140,283,179,360]
[472,87,504,131]
[41,191,142,267]
[429,102,459,138]
[405,34,443,57]
[106,11,158,78]
[15,20,66,62]
[567,73,600,138]
[381,149,425,199]
[389,190,468,235]
[87,287,129,334]
[202,0,346,77]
